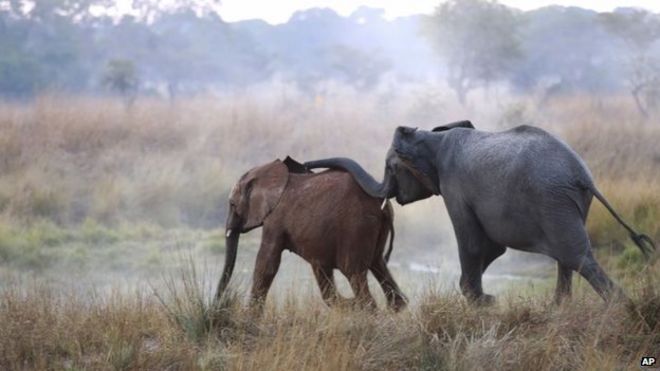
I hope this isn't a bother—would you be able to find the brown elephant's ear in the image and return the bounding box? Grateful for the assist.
[432,120,474,132]
[243,160,289,230]
[283,156,311,174]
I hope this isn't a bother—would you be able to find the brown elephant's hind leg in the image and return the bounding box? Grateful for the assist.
[371,259,407,311]
[313,265,342,307]
[348,271,377,310]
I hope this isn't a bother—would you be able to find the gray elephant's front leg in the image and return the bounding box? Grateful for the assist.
[448,204,501,306]
[458,247,495,305]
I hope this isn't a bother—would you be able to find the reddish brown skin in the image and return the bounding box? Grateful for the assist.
[223,160,407,312]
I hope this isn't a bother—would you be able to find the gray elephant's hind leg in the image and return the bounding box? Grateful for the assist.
[554,263,573,304]
[574,252,627,301]
[548,222,626,302]
[370,259,408,311]
[312,266,342,307]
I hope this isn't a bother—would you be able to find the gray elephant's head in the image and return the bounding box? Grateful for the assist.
[304,120,474,206]
[388,120,475,204]
[385,127,438,205]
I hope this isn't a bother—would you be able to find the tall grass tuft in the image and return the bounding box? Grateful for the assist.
[152,254,242,344]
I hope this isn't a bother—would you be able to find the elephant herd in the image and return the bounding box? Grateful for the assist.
[215,121,655,312]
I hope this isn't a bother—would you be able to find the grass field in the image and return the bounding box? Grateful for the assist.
[1,258,658,370]
[0,91,658,369]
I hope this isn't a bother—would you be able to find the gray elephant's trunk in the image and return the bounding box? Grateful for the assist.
[304,157,394,198]
[215,208,241,301]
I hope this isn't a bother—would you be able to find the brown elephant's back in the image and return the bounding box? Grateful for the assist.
[274,170,387,272]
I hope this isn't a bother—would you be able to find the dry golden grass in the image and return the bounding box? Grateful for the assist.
[0,94,402,228]
[0,257,658,370]
[554,98,660,249]
[0,93,657,244]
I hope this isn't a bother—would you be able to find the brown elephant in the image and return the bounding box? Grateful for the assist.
[215,157,407,312]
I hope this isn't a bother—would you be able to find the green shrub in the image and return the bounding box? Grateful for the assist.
[616,243,646,271]
[203,233,225,255]
[80,219,120,245]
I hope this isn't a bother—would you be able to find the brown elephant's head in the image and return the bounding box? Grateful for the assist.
[216,159,289,301]
[227,159,289,233]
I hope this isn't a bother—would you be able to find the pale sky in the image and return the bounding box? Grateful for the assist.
[110,0,660,23]
[216,0,660,24]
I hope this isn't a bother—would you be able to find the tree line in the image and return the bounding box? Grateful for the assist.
[1,0,660,113]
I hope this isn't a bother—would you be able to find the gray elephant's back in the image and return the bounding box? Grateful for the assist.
[443,125,595,249]
[458,125,594,189]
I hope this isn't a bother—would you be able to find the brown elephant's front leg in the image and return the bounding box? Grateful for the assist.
[250,237,283,313]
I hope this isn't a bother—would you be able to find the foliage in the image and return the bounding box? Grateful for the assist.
[102,59,139,98]
[600,9,660,116]
[1,2,660,102]
[423,0,522,104]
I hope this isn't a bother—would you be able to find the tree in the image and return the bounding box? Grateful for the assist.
[0,0,113,20]
[329,45,391,91]
[130,0,221,22]
[600,9,660,117]
[102,59,138,106]
[423,0,522,104]
[510,7,619,98]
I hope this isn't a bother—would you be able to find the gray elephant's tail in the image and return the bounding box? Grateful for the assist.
[590,186,656,257]
[383,200,395,263]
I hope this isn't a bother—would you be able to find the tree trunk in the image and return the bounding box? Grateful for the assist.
[632,86,649,118]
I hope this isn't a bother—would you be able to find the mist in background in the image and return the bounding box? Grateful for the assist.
[1,1,660,109]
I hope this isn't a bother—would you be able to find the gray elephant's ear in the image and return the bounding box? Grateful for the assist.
[396,126,418,136]
[432,120,474,132]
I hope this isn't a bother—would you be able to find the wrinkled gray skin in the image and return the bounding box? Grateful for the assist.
[305,122,655,305]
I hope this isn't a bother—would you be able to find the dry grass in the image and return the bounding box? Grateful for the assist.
[0,94,401,228]
[0,93,657,244]
[0,257,658,370]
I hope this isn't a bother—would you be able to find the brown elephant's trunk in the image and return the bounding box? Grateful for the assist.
[215,207,241,301]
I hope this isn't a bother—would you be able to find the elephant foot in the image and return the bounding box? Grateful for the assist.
[352,298,378,312]
[336,297,377,312]
[247,298,267,317]
[468,293,496,307]
[391,295,408,312]
[322,295,349,309]
[553,293,571,306]
[605,287,632,307]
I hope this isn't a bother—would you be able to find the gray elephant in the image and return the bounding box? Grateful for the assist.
[305,121,655,304]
